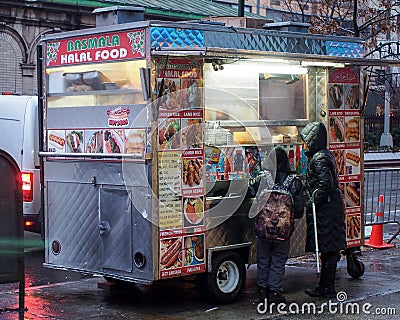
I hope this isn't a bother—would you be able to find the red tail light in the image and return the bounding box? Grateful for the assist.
[25,220,36,227]
[21,172,33,202]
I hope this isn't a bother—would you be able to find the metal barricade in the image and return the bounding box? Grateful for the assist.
[364,167,400,242]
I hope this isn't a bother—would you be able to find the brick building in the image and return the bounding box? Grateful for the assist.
[0,0,263,95]
[0,0,96,94]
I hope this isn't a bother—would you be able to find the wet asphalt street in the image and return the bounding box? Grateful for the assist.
[1,229,400,319]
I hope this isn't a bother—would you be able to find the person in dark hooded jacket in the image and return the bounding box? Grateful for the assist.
[252,146,304,304]
[300,122,346,298]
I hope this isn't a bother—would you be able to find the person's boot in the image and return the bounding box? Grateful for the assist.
[268,289,286,304]
[305,252,338,298]
[305,286,336,298]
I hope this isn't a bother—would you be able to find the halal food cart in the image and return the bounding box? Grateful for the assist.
[39,16,370,303]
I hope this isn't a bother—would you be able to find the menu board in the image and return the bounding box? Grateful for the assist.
[156,58,206,279]
[47,126,146,159]
[327,67,362,247]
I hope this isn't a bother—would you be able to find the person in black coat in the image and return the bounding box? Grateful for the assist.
[300,122,346,298]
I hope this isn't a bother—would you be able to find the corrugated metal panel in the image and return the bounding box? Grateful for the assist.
[41,0,263,19]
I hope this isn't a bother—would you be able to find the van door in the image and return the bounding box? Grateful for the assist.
[99,187,132,273]
[0,151,23,284]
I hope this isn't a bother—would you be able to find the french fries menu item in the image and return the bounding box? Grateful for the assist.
[346,215,361,240]
[332,150,344,176]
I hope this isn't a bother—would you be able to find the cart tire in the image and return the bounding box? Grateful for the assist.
[347,258,365,279]
[197,251,245,304]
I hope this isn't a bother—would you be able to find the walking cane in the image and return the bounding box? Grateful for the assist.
[311,189,320,275]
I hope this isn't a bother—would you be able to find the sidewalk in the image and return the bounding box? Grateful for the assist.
[1,237,399,319]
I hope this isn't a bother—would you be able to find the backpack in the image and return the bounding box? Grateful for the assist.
[253,172,295,241]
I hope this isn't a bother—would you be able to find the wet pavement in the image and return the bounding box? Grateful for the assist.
[1,230,400,319]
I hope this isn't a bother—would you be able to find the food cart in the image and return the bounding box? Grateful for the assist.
[39,15,369,303]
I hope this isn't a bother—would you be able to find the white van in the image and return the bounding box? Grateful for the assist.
[0,94,42,234]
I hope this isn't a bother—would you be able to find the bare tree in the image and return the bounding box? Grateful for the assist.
[282,0,400,143]
[305,0,400,54]
[308,0,354,35]
[281,0,313,22]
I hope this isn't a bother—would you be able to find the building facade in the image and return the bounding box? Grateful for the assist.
[0,1,95,95]
[0,0,261,95]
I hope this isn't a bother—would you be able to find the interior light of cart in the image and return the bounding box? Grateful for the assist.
[301,61,345,67]
[209,60,308,75]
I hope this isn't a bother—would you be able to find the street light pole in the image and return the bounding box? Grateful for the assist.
[380,9,393,148]
[379,71,393,147]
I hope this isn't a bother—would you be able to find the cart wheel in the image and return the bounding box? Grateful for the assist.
[347,257,365,279]
[196,251,245,304]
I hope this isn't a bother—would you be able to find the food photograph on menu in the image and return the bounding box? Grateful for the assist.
[125,128,146,158]
[345,149,361,175]
[183,235,205,266]
[181,118,203,149]
[345,116,360,142]
[103,129,124,154]
[182,158,203,188]
[85,130,103,153]
[328,83,344,109]
[158,118,181,150]
[183,196,204,227]
[158,78,181,111]
[346,214,362,240]
[346,181,360,208]
[344,85,359,109]
[329,116,345,143]
[332,150,345,176]
[66,130,84,153]
[48,129,66,153]
[181,78,201,109]
[160,237,183,270]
